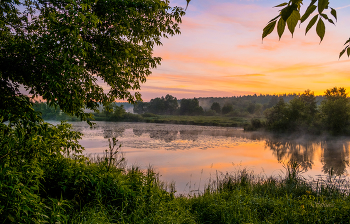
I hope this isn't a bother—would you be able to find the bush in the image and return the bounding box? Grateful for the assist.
[222,104,234,114]
[244,118,264,131]
[142,113,159,118]
[123,112,144,122]
[204,109,217,116]
[210,102,221,114]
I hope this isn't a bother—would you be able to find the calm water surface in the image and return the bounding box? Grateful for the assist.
[51,121,350,194]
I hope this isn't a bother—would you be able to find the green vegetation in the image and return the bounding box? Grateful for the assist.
[33,102,80,121]
[3,129,350,224]
[210,102,221,114]
[261,87,350,135]
[179,98,204,115]
[143,115,249,127]
[146,94,179,115]
[135,94,307,118]
[1,0,185,121]
[33,101,251,127]
[3,0,350,221]
[186,0,349,57]
[262,0,350,59]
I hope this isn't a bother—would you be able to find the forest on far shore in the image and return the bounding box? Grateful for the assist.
[33,87,350,135]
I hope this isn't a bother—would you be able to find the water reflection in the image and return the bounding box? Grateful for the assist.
[103,126,125,139]
[321,141,350,176]
[180,130,202,141]
[66,121,350,177]
[266,136,350,175]
[266,138,316,172]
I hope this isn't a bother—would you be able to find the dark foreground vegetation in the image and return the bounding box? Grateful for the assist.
[2,120,350,223]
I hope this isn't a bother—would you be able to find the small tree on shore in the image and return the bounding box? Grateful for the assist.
[320,87,350,134]
[210,102,221,114]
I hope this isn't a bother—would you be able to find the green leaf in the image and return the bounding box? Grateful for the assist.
[277,17,286,40]
[300,5,316,23]
[316,18,325,42]
[320,13,329,20]
[327,18,335,25]
[330,7,337,21]
[287,10,300,36]
[347,48,350,57]
[309,0,317,6]
[281,5,294,21]
[262,21,277,40]
[305,14,318,35]
[344,38,350,46]
[339,48,346,59]
[186,0,190,10]
[268,15,281,24]
[274,2,288,7]
[318,0,329,14]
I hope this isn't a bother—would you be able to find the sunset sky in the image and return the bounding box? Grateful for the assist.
[137,0,350,101]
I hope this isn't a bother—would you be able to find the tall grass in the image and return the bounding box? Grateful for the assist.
[2,120,350,223]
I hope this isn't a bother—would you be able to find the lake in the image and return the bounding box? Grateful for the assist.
[50,121,350,194]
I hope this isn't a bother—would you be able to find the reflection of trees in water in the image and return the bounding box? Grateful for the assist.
[321,141,350,176]
[133,129,145,137]
[179,130,203,141]
[133,129,179,143]
[265,138,316,171]
[149,130,178,143]
[132,127,268,143]
[108,123,350,175]
[103,127,126,139]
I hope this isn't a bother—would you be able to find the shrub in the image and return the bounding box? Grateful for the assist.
[204,109,217,116]
[222,104,234,114]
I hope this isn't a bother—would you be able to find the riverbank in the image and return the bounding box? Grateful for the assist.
[3,120,350,223]
[143,115,250,127]
[92,113,253,127]
[13,156,350,223]
[67,162,350,223]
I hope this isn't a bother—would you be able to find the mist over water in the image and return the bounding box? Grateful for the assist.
[50,121,350,194]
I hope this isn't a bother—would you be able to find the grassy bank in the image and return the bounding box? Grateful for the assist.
[142,115,250,127]
[68,162,350,223]
[3,121,350,223]
[33,101,256,128]
[92,113,252,127]
[2,122,350,223]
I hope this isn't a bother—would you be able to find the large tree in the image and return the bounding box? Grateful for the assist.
[1,0,185,122]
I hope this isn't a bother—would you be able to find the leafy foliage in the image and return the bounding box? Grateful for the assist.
[265,88,350,134]
[262,0,349,58]
[222,103,234,115]
[148,94,179,115]
[320,87,350,134]
[210,102,221,114]
[0,0,185,120]
[0,119,84,222]
[133,94,179,115]
[179,98,204,115]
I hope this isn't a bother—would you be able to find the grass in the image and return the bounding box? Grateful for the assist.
[143,115,250,127]
[3,120,350,223]
[63,159,350,224]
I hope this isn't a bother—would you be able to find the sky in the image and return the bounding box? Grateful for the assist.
[134,0,350,101]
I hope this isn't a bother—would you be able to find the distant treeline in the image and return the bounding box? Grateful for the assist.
[134,94,205,116]
[246,87,350,135]
[133,93,326,117]
[33,102,80,121]
[35,88,350,135]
